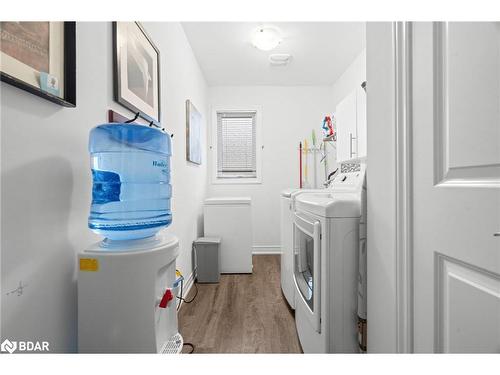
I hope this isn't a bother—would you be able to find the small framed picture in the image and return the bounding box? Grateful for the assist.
[0,22,76,107]
[113,22,160,124]
[186,99,202,165]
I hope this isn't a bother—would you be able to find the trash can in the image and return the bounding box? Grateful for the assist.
[194,237,221,283]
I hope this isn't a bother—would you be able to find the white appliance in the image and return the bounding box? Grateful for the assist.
[204,197,253,273]
[293,162,366,353]
[357,176,367,352]
[281,185,340,310]
[280,188,296,309]
[280,187,331,310]
[78,234,181,353]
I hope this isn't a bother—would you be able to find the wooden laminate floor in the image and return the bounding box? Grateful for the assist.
[178,255,302,353]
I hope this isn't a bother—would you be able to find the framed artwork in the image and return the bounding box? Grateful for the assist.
[113,22,160,125]
[0,22,76,107]
[186,99,202,165]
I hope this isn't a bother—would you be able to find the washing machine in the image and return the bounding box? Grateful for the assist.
[281,188,331,310]
[293,162,366,353]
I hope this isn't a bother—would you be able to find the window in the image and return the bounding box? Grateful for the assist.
[215,110,259,180]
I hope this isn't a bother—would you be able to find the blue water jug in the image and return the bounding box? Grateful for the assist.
[88,123,172,240]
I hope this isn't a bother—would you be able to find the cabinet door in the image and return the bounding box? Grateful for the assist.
[356,85,367,159]
[336,90,357,162]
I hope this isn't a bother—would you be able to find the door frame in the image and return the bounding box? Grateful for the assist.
[394,21,414,354]
[366,21,414,353]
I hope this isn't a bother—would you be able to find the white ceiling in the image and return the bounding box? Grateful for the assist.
[182,22,365,86]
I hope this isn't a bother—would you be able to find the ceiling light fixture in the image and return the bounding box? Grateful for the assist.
[269,54,292,66]
[251,27,282,51]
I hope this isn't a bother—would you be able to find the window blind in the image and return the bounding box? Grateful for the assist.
[217,111,257,178]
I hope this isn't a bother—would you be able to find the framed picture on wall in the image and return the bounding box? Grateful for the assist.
[0,22,76,107]
[113,22,161,125]
[186,99,202,165]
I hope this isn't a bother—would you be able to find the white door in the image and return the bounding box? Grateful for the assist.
[412,22,500,353]
[336,90,357,162]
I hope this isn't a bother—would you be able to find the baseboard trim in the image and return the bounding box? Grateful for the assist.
[177,270,196,310]
[252,245,281,255]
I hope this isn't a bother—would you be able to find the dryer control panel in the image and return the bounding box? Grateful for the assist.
[329,162,366,193]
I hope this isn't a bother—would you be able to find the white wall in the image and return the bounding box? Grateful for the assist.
[207,86,332,250]
[0,22,208,352]
[366,23,398,353]
[143,22,208,290]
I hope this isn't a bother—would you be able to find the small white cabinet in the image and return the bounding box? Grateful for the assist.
[203,197,253,273]
[336,85,367,162]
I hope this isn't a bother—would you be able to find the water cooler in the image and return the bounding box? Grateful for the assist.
[78,123,182,353]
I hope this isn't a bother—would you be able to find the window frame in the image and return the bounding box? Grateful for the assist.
[210,105,263,184]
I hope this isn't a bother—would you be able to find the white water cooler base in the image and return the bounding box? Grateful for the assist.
[78,234,180,353]
[160,332,184,354]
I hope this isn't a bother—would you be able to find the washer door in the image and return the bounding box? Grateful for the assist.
[293,212,321,333]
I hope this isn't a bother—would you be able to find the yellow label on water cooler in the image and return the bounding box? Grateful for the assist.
[80,258,99,272]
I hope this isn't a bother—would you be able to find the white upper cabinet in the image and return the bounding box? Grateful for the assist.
[356,85,367,159]
[336,90,358,162]
[335,84,367,162]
